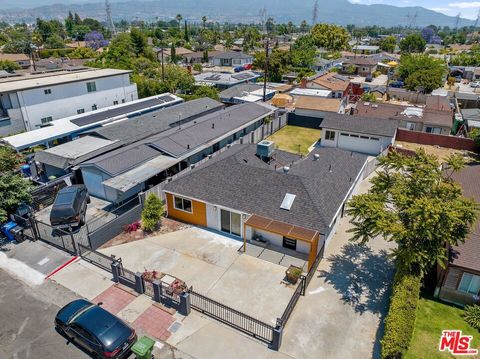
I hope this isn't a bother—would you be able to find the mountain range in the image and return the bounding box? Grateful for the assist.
[0,0,474,27]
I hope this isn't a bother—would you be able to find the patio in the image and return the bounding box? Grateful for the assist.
[243,242,308,271]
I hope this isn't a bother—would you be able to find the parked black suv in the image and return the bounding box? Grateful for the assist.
[55,299,137,358]
[50,185,90,229]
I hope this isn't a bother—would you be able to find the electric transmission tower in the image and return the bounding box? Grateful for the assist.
[474,10,480,29]
[312,0,319,25]
[105,0,116,35]
[454,12,461,29]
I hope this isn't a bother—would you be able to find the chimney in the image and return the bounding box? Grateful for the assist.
[300,77,307,89]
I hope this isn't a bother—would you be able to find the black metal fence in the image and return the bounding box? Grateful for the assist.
[278,276,305,328]
[78,244,115,273]
[189,288,274,344]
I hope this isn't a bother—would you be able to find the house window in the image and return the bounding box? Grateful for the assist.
[122,99,126,103]
[91,104,97,111]
[40,116,53,124]
[340,132,349,137]
[86,81,96,92]
[44,89,52,95]
[232,59,241,65]
[113,100,118,105]
[360,136,369,139]
[174,196,192,213]
[406,122,416,130]
[426,126,442,134]
[458,272,480,295]
[282,237,297,250]
[350,134,359,138]
[325,130,335,141]
[370,137,379,141]
[77,108,85,114]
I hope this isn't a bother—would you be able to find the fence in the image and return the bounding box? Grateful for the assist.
[189,288,274,345]
[396,128,477,152]
[78,243,116,273]
[277,276,304,328]
[30,174,74,211]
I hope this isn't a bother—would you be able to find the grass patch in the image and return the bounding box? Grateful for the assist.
[266,125,321,155]
[406,296,480,359]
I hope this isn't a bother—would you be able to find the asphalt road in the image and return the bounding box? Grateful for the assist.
[0,269,86,359]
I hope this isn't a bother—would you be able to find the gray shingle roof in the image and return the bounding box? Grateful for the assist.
[164,145,368,233]
[219,84,263,101]
[93,98,224,144]
[321,113,399,137]
[213,51,252,60]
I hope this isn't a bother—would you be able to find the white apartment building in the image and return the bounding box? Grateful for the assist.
[0,68,138,137]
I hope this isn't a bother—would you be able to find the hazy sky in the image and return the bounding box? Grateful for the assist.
[349,0,480,19]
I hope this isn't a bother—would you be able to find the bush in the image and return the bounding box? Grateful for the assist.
[463,304,480,330]
[141,193,164,232]
[381,269,422,359]
[373,70,381,78]
[193,63,202,72]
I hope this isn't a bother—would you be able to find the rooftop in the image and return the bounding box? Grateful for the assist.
[212,51,252,60]
[290,88,332,98]
[195,71,260,86]
[294,96,343,113]
[0,68,132,92]
[321,113,399,137]
[311,72,350,92]
[164,144,369,234]
[342,57,378,66]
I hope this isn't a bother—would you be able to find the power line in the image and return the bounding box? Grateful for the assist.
[105,0,116,35]
[312,0,319,25]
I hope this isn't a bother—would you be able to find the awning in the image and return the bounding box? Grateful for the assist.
[245,214,318,243]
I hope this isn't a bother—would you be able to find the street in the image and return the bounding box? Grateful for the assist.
[0,268,86,359]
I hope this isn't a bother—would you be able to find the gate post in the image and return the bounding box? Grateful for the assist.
[69,229,78,255]
[152,280,161,303]
[270,321,283,351]
[300,275,306,296]
[134,272,145,294]
[178,291,191,316]
[111,262,121,283]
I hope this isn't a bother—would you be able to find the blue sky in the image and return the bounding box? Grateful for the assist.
[349,0,480,19]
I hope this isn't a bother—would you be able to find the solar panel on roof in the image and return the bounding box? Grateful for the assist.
[158,95,175,102]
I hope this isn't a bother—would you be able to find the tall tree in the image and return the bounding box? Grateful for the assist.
[380,35,397,53]
[311,23,350,51]
[202,16,207,29]
[398,54,446,93]
[399,33,426,53]
[347,150,478,276]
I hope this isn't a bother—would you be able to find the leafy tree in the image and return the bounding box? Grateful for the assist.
[0,60,20,72]
[299,20,309,33]
[159,64,194,93]
[141,193,164,232]
[44,34,65,49]
[202,16,207,29]
[360,92,377,102]
[253,49,291,82]
[69,47,96,59]
[130,27,148,56]
[36,18,65,42]
[290,35,317,68]
[85,31,108,50]
[192,85,219,100]
[347,150,478,276]
[184,20,189,42]
[3,25,32,54]
[311,23,350,51]
[399,33,426,53]
[398,54,446,93]
[380,35,397,53]
[0,146,21,173]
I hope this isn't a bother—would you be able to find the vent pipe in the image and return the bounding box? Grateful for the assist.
[283,166,290,173]
[314,153,320,161]
[328,164,332,172]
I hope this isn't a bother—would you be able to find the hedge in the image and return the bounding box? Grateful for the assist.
[38,48,74,59]
[381,268,422,359]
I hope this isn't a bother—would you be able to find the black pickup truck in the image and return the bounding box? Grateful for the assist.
[50,185,90,229]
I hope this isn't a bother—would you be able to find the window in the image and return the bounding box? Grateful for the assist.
[86,81,96,92]
[350,134,359,138]
[174,196,192,213]
[77,108,85,114]
[283,237,297,250]
[406,121,416,131]
[113,100,118,105]
[91,104,97,111]
[340,132,349,137]
[44,89,52,95]
[426,127,442,134]
[370,137,379,141]
[0,118,11,127]
[458,273,480,295]
[360,136,369,139]
[325,130,336,141]
[122,99,126,103]
[40,116,53,124]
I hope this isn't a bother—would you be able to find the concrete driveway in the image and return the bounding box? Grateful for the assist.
[99,227,296,324]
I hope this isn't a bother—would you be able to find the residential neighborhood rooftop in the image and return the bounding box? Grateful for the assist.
[294,96,343,112]
[311,72,350,92]
[321,113,399,137]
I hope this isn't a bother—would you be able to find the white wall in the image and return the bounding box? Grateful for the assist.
[247,227,311,255]
[206,203,220,230]
[321,129,392,155]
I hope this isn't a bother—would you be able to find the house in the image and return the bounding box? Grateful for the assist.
[79,102,274,203]
[462,108,480,130]
[219,84,276,104]
[290,88,332,98]
[354,100,453,135]
[289,96,346,129]
[211,51,253,67]
[437,163,480,306]
[0,68,138,136]
[352,45,380,55]
[2,93,182,151]
[307,72,352,99]
[162,144,370,269]
[154,47,193,63]
[312,57,338,73]
[195,71,260,89]
[341,57,378,77]
[0,53,31,69]
[320,113,398,155]
[182,50,222,65]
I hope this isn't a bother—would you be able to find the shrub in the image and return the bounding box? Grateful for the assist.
[381,268,422,359]
[463,304,480,330]
[373,70,382,78]
[193,63,202,72]
[141,193,164,232]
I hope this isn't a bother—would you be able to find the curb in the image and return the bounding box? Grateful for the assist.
[45,256,78,279]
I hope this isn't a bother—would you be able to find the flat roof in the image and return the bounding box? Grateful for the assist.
[294,96,343,112]
[195,71,260,86]
[0,68,132,92]
[290,88,332,98]
[321,113,399,137]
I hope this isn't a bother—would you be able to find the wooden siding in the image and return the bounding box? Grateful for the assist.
[165,192,207,227]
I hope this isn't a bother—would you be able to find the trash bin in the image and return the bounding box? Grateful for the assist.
[131,336,155,359]
[1,221,18,242]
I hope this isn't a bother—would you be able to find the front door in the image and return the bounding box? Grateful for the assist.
[283,237,297,250]
[220,209,241,236]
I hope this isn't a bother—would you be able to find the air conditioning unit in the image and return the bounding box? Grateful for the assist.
[257,140,275,159]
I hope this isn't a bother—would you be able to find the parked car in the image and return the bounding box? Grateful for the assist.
[234,66,245,72]
[50,185,90,229]
[470,81,480,88]
[55,299,137,358]
[389,80,404,88]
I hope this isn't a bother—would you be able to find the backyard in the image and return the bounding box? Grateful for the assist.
[267,125,321,155]
[406,296,480,358]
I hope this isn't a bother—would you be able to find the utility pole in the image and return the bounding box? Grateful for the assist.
[161,43,165,82]
[105,0,116,36]
[312,0,319,26]
[263,37,269,102]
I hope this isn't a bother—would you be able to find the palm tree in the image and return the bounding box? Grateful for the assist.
[202,16,207,29]
[175,14,182,32]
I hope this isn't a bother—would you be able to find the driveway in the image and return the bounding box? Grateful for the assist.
[99,227,296,324]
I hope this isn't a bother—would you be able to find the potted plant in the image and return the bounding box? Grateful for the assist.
[285,265,303,284]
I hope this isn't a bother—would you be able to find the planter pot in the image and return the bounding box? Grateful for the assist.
[285,265,302,284]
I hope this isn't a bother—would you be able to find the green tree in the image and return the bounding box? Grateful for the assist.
[141,193,164,232]
[399,33,426,53]
[310,23,350,51]
[398,54,446,93]
[130,27,147,56]
[184,20,189,42]
[0,60,21,72]
[193,85,219,100]
[290,35,317,68]
[380,35,397,53]
[69,46,96,59]
[299,20,309,33]
[202,16,207,29]
[44,34,65,49]
[360,92,377,102]
[347,150,478,276]
[253,49,291,82]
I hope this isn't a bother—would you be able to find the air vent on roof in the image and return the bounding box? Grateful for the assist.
[257,140,275,161]
[280,193,296,210]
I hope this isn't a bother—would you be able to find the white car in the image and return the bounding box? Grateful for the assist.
[470,81,480,88]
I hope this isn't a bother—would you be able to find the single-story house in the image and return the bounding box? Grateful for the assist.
[290,88,332,98]
[182,50,223,65]
[352,45,380,55]
[154,47,193,63]
[211,51,253,67]
[320,113,398,155]
[195,71,260,89]
[219,84,275,104]
[163,144,370,269]
[79,102,274,203]
[312,57,338,73]
[437,163,480,306]
[289,96,347,129]
[341,57,378,77]
[307,72,352,99]
[354,100,453,135]
[0,53,31,69]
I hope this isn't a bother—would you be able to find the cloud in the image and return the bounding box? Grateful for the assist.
[448,2,480,8]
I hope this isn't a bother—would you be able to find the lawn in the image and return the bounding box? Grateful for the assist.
[266,125,321,156]
[406,296,480,358]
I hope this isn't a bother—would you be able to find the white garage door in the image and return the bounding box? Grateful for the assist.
[337,133,381,155]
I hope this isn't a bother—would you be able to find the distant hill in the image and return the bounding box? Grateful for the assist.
[0,0,474,27]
